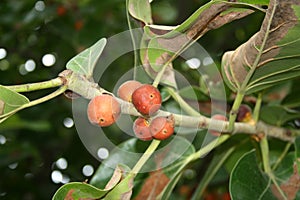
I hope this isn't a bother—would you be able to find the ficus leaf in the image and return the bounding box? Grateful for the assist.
[128,0,152,24]
[260,105,300,126]
[222,2,300,94]
[140,0,254,88]
[66,38,107,78]
[0,85,29,122]
[229,150,275,199]
[52,165,130,200]
[52,182,109,200]
[281,79,300,108]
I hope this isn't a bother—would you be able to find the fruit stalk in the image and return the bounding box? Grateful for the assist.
[5,77,64,93]
[130,139,161,174]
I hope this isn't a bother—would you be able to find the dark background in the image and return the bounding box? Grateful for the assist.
[0,0,263,199]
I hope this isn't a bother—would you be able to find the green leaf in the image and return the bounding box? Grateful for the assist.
[260,105,300,126]
[222,4,300,94]
[53,165,132,200]
[273,152,295,180]
[282,80,300,108]
[230,150,275,200]
[128,0,152,24]
[66,38,107,78]
[0,85,29,114]
[52,182,108,200]
[0,85,29,122]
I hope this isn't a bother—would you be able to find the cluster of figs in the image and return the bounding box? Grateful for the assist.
[87,80,175,140]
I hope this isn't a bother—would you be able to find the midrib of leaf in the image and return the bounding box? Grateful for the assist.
[239,0,278,92]
[74,56,88,75]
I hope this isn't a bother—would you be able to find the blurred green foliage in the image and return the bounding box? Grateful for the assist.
[0,0,269,199]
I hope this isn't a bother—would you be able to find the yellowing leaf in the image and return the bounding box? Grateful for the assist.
[222,3,300,94]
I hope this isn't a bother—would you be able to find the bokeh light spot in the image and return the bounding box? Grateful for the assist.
[97,147,109,160]
[0,135,6,145]
[42,54,56,67]
[25,59,36,72]
[186,58,201,69]
[56,158,68,170]
[51,170,63,184]
[63,117,74,128]
[35,1,45,12]
[82,165,94,177]
[8,163,18,170]
[0,48,7,59]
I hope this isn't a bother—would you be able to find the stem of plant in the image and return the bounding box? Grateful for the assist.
[130,139,161,174]
[5,77,64,93]
[190,134,230,161]
[228,92,244,132]
[126,0,138,80]
[165,87,201,117]
[152,59,173,88]
[0,86,67,123]
[260,136,287,200]
[228,0,277,131]
[151,29,204,88]
[253,93,262,123]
